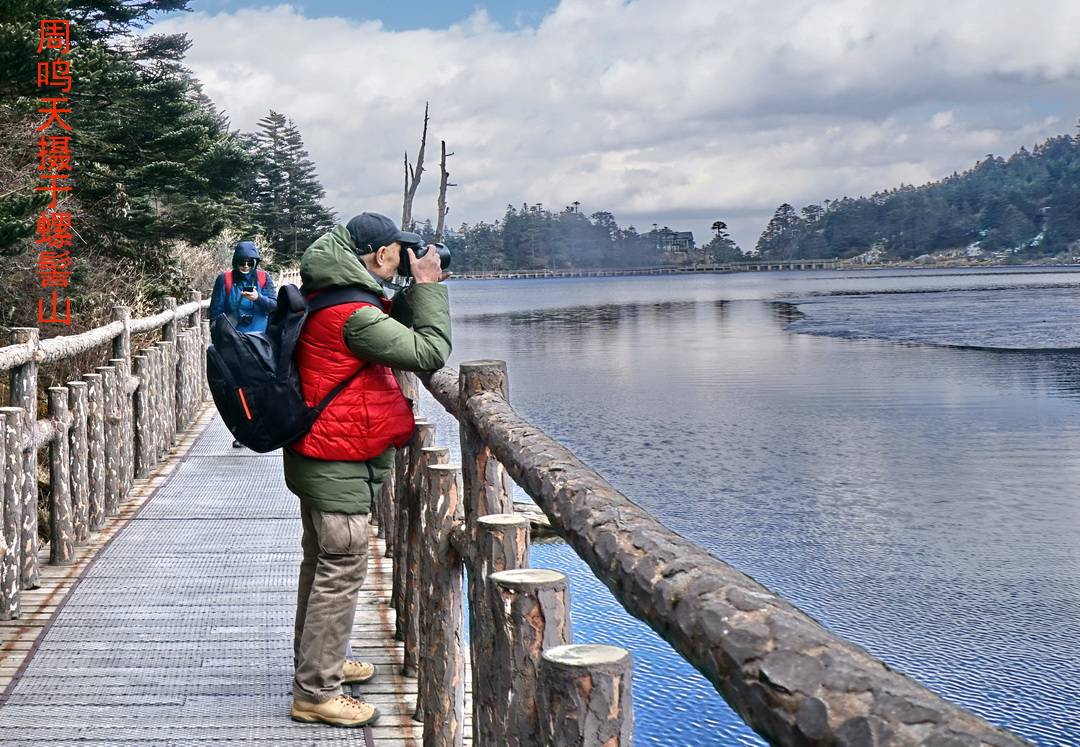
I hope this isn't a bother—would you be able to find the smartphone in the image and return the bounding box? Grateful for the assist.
[241,284,256,293]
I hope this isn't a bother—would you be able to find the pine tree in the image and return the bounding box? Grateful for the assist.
[755,204,802,259]
[705,220,743,262]
[0,0,256,326]
[250,111,334,265]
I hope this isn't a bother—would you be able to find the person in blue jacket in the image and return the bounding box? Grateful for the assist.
[209,240,278,447]
[209,241,278,333]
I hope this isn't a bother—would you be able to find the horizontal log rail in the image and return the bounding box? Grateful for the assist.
[0,292,212,617]
[416,362,1026,746]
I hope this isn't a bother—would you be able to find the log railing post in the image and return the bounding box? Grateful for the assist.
[95,365,120,517]
[393,419,431,643]
[418,463,466,747]
[387,367,420,557]
[187,290,201,329]
[173,332,186,433]
[189,327,200,419]
[472,514,530,744]
[161,297,178,439]
[413,444,449,724]
[459,360,517,741]
[185,329,196,426]
[133,355,153,478]
[47,387,74,565]
[385,455,401,559]
[66,381,89,544]
[458,360,514,521]
[401,420,434,676]
[187,290,202,425]
[179,330,193,429]
[201,319,211,399]
[0,408,23,618]
[156,340,176,449]
[162,296,177,342]
[10,328,39,590]
[538,644,634,747]
[109,308,133,502]
[488,568,573,746]
[109,357,133,497]
[396,370,420,416]
[379,478,395,541]
[111,305,130,362]
[145,346,162,462]
[83,373,106,531]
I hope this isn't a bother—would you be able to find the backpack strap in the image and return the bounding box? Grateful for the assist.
[306,286,382,313]
[226,269,267,295]
[304,286,385,413]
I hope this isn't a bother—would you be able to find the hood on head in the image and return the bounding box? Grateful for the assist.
[232,241,261,270]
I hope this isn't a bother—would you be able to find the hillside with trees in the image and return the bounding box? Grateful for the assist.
[755,130,1080,261]
[0,1,334,332]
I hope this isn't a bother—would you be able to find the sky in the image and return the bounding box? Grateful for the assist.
[154,0,1080,251]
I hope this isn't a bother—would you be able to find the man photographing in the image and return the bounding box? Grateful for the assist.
[285,212,451,728]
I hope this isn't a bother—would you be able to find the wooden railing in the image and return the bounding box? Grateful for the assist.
[380,360,1029,746]
[376,363,633,746]
[0,293,210,618]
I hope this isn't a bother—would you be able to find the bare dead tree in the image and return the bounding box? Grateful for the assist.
[435,140,456,243]
[401,102,429,232]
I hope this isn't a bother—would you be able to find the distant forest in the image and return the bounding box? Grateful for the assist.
[755,129,1080,261]
[420,205,741,273]
[429,128,1080,271]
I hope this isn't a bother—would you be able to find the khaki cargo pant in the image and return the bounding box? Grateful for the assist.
[292,502,369,703]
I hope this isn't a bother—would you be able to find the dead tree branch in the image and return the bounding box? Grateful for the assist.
[436,140,457,243]
[401,102,429,231]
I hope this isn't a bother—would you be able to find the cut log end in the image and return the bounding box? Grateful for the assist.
[543,644,630,668]
[477,513,529,528]
[490,568,566,590]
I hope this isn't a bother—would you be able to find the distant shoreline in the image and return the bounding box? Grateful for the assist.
[449,260,1080,280]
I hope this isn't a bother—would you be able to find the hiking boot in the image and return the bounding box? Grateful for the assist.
[341,659,375,684]
[290,694,380,727]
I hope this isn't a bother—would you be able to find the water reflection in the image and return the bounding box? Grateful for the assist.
[440,270,1080,745]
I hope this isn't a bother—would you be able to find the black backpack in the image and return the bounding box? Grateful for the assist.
[206,284,382,453]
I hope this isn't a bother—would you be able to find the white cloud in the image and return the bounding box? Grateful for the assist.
[153,0,1080,250]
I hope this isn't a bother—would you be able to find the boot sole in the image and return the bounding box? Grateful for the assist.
[341,672,375,685]
[290,708,380,728]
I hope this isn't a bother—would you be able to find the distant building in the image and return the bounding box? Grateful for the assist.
[653,227,695,253]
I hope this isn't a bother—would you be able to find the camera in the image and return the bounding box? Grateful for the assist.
[399,242,451,278]
[241,284,256,293]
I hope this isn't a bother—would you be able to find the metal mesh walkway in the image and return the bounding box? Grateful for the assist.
[0,415,418,746]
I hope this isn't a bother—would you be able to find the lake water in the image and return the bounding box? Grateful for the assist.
[418,267,1080,746]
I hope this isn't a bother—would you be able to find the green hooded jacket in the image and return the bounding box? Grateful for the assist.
[282,224,451,514]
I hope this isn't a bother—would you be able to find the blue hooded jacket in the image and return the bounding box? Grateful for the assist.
[209,241,277,333]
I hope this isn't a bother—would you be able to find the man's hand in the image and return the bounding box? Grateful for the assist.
[408,246,451,284]
[241,290,259,301]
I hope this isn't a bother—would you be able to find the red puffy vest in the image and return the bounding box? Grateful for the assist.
[290,299,415,461]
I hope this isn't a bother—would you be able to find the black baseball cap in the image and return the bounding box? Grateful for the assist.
[345,212,423,255]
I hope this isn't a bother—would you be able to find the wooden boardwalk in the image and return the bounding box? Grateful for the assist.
[0,406,458,745]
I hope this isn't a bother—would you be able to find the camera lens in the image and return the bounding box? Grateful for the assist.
[398,242,451,277]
